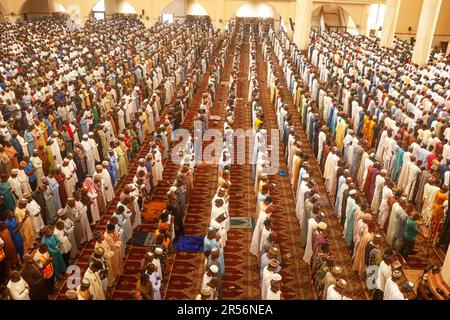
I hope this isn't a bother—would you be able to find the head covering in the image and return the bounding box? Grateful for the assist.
[269,259,280,268]
[349,189,357,195]
[317,222,327,230]
[272,273,282,281]
[332,266,343,274]
[209,265,219,274]
[392,270,402,279]
[336,279,347,289]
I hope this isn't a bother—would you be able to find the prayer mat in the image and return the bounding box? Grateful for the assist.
[173,236,204,252]
[143,201,166,221]
[130,232,154,247]
[230,216,255,229]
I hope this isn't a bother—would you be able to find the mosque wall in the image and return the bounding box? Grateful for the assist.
[395,0,450,50]
[1,0,449,50]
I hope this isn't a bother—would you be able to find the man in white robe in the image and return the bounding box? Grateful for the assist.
[323,147,339,196]
[61,159,77,198]
[383,270,405,300]
[81,134,96,176]
[88,132,101,163]
[97,163,114,203]
[83,263,106,300]
[303,218,326,265]
[295,174,310,221]
[250,202,274,256]
[261,259,280,300]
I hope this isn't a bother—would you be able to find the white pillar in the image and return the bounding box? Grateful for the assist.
[105,0,118,19]
[411,0,442,66]
[358,4,372,37]
[293,0,313,51]
[380,0,401,47]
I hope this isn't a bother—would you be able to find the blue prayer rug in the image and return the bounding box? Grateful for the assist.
[173,236,204,252]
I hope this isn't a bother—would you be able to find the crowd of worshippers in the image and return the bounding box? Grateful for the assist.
[263,22,448,300]
[0,15,220,300]
[197,25,236,301]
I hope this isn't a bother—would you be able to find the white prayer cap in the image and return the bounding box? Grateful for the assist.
[82,134,88,139]
[392,270,402,279]
[88,132,94,136]
[155,248,163,255]
[211,247,219,253]
[169,186,178,193]
[336,279,347,289]
[11,169,18,174]
[317,222,327,230]
[81,278,90,286]
[381,169,388,174]
[272,273,282,281]
[102,161,109,166]
[349,190,357,195]
[145,252,154,258]
[332,266,343,274]
[312,194,321,200]
[209,265,219,273]
[260,129,267,134]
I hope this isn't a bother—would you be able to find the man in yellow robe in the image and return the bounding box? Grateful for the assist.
[115,142,127,178]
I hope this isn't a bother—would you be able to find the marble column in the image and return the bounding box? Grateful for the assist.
[358,4,372,37]
[293,0,313,51]
[380,0,401,47]
[411,0,442,66]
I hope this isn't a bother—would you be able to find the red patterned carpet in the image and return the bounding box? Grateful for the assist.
[266,41,369,299]
[163,38,234,299]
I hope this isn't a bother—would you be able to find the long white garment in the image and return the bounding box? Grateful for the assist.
[295,181,309,221]
[303,218,318,265]
[261,266,275,300]
[26,200,44,236]
[83,269,106,300]
[81,140,96,175]
[377,186,393,228]
[375,260,392,292]
[7,278,30,300]
[383,277,405,300]
[75,201,93,243]
[61,165,76,197]
[100,169,115,202]
[250,210,268,256]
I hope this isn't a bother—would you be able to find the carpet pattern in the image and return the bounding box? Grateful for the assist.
[163,42,232,300]
[251,42,314,300]
[53,38,216,299]
[266,42,369,300]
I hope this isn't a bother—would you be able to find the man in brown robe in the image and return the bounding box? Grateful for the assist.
[21,254,48,300]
